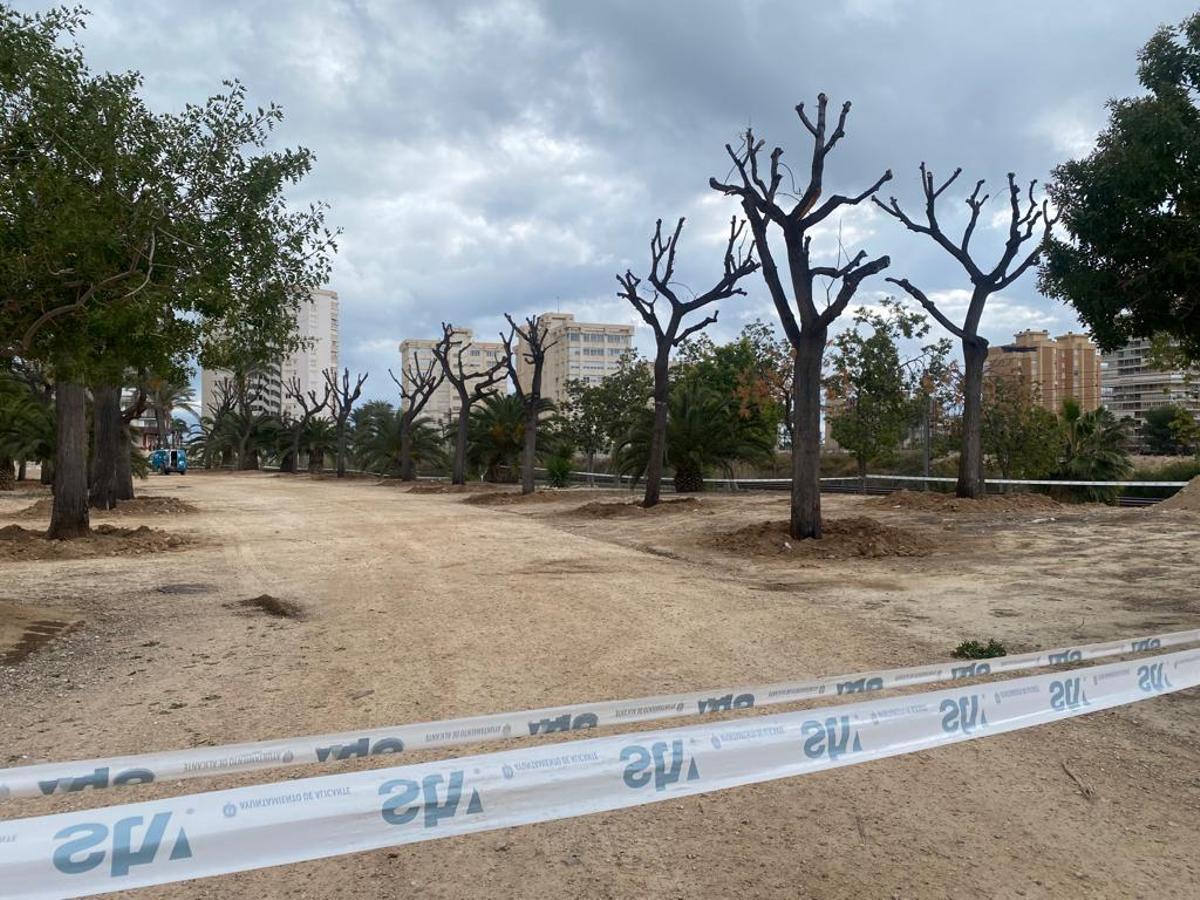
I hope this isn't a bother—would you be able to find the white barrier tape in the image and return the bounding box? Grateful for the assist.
[2,649,1197,898]
[2,628,1196,803]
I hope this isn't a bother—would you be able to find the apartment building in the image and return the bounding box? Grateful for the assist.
[983,329,1101,413]
[516,312,635,407]
[201,288,340,420]
[1101,338,1200,445]
[399,329,506,429]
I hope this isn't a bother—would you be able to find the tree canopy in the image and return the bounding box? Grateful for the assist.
[1040,13,1200,361]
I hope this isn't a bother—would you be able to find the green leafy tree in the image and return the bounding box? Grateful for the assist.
[981,379,1060,481]
[1142,404,1198,455]
[824,300,946,490]
[615,376,774,492]
[1041,14,1200,363]
[1170,406,1200,454]
[1,7,335,536]
[559,351,654,481]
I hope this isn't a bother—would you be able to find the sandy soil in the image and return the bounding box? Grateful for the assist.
[1,473,1199,899]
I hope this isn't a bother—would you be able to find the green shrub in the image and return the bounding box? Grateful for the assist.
[544,455,572,488]
[951,638,1008,660]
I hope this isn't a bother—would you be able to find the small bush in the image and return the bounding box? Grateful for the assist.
[544,455,573,488]
[951,638,1008,659]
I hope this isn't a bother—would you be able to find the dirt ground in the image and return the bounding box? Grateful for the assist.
[1,472,1199,899]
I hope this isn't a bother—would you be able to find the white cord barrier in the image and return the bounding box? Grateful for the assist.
[1,648,1196,898]
[2,627,1195,802]
[816,474,1190,488]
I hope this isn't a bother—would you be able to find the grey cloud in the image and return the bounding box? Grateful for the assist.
[19,0,1197,400]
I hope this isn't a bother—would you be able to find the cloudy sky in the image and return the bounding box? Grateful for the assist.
[20,0,1197,401]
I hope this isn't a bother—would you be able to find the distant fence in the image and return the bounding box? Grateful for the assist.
[560,470,1188,505]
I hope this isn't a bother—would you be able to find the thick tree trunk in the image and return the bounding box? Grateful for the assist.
[48,381,90,539]
[89,384,123,510]
[154,405,168,450]
[521,404,537,495]
[17,458,26,482]
[857,456,868,494]
[308,448,323,474]
[0,456,14,491]
[399,418,415,481]
[642,352,670,508]
[336,426,347,478]
[286,431,303,473]
[452,405,469,485]
[115,415,135,501]
[40,460,54,485]
[957,337,988,499]
[790,332,826,540]
[586,450,595,487]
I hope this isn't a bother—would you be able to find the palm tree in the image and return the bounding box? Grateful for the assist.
[616,378,775,493]
[354,403,446,476]
[0,375,55,489]
[466,394,546,483]
[144,376,197,449]
[302,417,336,474]
[1056,400,1132,502]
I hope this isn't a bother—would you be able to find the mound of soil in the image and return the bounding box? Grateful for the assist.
[0,524,189,561]
[863,489,1061,513]
[15,496,197,519]
[570,497,705,519]
[708,516,934,560]
[227,594,305,619]
[406,482,499,494]
[1159,475,1200,512]
[463,489,588,506]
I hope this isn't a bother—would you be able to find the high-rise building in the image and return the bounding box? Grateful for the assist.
[1101,338,1200,446]
[399,329,506,429]
[983,329,1101,413]
[516,312,635,406]
[200,288,340,420]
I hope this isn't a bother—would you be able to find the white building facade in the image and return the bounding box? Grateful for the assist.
[201,288,340,420]
[399,329,506,430]
[516,312,635,407]
[1100,338,1200,446]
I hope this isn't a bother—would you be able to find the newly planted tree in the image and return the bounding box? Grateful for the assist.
[432,323,507,485]
[325,368,368,478]
[875,166,1056,498]
[710,94,892,538]
[617,218,758,507]
[388,354,445,481]
[500,314,558,495]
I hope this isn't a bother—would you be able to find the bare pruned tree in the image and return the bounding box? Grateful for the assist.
[500,314,559,495]
[387,353,445,481]
[324,367,368,478]
[710,93,892,539]
[432,323,507,484]
[617,216,759,507]
[283,376,332,474]
[873,165,1057,498]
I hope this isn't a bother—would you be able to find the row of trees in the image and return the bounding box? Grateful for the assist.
[1,6,334,537]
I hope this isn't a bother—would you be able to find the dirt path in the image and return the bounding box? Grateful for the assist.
[1,473,1198,899]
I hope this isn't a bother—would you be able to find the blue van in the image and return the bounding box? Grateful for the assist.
[149,448,188,475]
